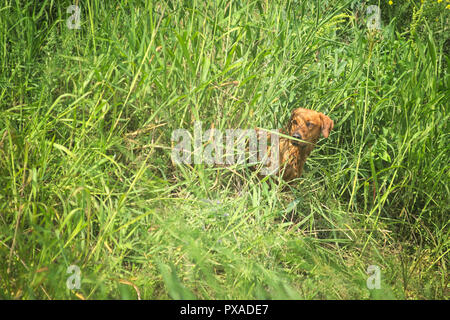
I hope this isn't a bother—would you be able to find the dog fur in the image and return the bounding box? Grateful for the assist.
[256,108,334,182]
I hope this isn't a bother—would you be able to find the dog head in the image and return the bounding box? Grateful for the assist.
[288,108,334,147]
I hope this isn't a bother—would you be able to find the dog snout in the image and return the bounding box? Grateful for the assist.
[292,132,302,145]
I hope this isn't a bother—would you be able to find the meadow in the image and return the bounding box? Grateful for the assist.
[0,0,448,299]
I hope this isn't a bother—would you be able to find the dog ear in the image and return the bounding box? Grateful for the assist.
[320,113,334,138]
[288,109,297,132]
[290,109,298,120]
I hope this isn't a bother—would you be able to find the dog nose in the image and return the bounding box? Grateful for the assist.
[292,133,302,145]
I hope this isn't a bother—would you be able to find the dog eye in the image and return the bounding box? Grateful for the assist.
[306,121,314,127]
[292,120,297,125]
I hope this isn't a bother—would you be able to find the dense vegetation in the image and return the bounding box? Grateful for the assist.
[0,0,448,299]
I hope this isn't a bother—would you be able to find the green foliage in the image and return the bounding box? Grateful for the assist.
[0,0,448,299]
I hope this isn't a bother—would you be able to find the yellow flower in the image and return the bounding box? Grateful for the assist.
[447,4,450,8]
[389,0,393,4]
[437,0,442,3]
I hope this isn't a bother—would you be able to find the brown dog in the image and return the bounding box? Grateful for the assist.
[256,108,334,182]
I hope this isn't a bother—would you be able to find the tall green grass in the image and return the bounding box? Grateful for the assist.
[0,0,448,299]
